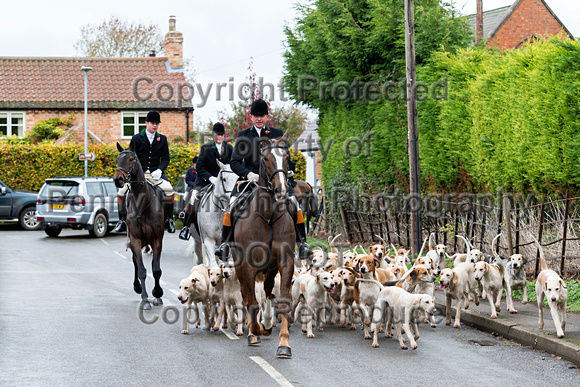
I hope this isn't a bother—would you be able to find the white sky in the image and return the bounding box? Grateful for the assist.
[0,1,578,126]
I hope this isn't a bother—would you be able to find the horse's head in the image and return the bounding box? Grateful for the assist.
[260,131,290,201]
[215,160,238,199]
[114,140,139,188]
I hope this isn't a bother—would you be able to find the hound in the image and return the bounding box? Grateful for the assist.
[491,233,528,314]
[426,233,447,275]
[438,262,480,328]
[221,262,245,336]
[474,261,505,319]
[371,287,436,349]
[178,264,211,334]
[208,265,226,331]
[292,270,335,338]
[534,237,567,338]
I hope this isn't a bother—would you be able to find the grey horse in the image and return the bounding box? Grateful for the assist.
[189,161,238,267]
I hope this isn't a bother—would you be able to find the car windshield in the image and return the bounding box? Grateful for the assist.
[39,181,80,199]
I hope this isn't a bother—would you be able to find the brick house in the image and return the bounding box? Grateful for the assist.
[468,0,574,50]
[0,16,193,144]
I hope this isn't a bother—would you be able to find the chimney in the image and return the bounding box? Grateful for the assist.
[476,0,483,44]
[164,16,183,68]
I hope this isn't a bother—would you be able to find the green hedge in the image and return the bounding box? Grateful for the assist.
[317,37,580,195]
[0,142,305,191]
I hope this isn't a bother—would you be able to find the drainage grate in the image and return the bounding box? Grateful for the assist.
[469,339,497,346]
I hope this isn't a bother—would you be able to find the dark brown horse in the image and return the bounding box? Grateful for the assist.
[293,179,319,233]
[114,141,166,310]
[232,131,295,358]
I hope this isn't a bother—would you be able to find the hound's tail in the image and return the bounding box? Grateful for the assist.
[491,233,502,262]
[530,234,547,271]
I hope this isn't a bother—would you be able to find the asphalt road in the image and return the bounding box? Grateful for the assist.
[1,226,578,386]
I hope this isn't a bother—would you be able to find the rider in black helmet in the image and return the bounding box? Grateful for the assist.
[215,99,312,261]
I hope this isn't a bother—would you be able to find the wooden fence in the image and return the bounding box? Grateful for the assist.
[333,190,579,278]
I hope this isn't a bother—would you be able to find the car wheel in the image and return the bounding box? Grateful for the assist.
[89,213,108,238]
[19,207,41,231]
[44,226,62,237]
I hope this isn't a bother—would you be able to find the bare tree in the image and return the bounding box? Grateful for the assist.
[74,17,164,57]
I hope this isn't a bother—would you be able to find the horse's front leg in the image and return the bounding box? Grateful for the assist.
[276,259,293,358]
[239,271,262,346]
[151,241,163,306]
[130,244,151,310]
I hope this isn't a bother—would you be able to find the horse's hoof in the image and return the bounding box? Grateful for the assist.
[152,298,163,306]
[140,300,152,310]
[261,323,273,337]
[276,346,292,359]
[248,334,261,346]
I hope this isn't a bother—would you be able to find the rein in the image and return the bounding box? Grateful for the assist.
[257,145,290,192]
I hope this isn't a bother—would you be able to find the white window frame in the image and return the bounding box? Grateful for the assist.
[121,112,148,139]
[0,111,26,139]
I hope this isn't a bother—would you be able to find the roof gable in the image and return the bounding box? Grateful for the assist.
[0,57,192,109]
[467,0,574,44]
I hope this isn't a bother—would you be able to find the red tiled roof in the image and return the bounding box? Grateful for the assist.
[0,57,192,109]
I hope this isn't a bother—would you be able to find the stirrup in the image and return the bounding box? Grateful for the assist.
[215,242,230,259]
[167,219,176,233]
[179,227,190,241]
[113,220,126,233]
[178,211,186,219]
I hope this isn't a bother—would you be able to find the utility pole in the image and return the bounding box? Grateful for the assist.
[476,0,484,44]
[81,66,93,178]
[405,0,421,259]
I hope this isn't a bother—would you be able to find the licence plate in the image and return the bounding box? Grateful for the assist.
[50,204,65,210]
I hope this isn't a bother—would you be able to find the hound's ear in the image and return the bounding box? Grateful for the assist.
[413,298,421,307]
[374,258,380,267]
[561,279,567,289]
[128,138,136,152]
[116,142,124,152]
[522,255,528,265]
[543,282,547,291]
[191,278,197,284]
[410,269,418,281]
[452,272,459,285]
[208,268,211,275]
[219,263,224,269]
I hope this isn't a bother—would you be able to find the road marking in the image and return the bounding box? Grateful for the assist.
[250,356,292,387]
[114,251,128,260]
[100,239,110,246]
[221,328,239,340]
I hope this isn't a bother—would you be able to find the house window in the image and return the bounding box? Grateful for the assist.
[121,112,147,138]
[0,112,25,138]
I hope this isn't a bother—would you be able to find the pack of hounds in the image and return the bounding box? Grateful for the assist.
[177,232,568,350]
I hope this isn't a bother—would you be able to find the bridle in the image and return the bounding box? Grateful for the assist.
[210,169,236,211]
[115,150,143,185]
[258,145,290,192]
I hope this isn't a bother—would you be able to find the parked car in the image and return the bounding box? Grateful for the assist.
[0,179,41,230]
[36,177,119,238]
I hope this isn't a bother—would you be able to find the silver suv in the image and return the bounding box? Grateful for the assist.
[36,177,119,238]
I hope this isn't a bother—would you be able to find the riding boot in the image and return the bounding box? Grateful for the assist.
[113,196,127,233]
[295,210,312,261]
[165,201,175,233]
[215,212,233,259]
[179,211,193,240]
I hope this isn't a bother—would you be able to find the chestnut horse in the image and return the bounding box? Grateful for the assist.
[114,141,166,310]
[231,132,295,358]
